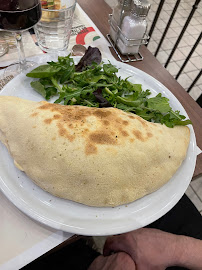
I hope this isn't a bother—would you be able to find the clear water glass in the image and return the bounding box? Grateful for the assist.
[34,0,76,53]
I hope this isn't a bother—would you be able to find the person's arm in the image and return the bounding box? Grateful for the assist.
[88,252,136,270]
[104,228,202,270]
[176,235,202,270]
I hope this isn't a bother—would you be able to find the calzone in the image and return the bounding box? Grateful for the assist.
[0,96,190,207]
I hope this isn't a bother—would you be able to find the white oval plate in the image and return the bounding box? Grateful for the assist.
[0,54,197,236]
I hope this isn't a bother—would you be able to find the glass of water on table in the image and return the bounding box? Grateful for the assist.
[35,0,76,53]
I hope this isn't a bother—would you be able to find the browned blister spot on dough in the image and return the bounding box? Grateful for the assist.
[93,110,112,118]
[44,118,52,124]
[85,143,98,155]
[137,117,148,127]
[147,132,153,138]
[57,122,75,142]
[57,123,66,137]
[89,132,117,145]
[114,117,123,125]
[133,130,145,141]
[31,112,38,117]
[122,120,129,125]
[128,115,135,119]
[103,120,110,126]
[120,129,129,137]
[53,114,61,120]
[44,114,61,125]
[74,115,82,121]
[39,103,55,111]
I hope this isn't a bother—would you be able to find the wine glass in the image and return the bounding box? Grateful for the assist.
[0,0,42,77]
[0,37,9,56]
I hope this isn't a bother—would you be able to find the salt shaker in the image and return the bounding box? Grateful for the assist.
[117,0,150,55]
[109,0,132,43]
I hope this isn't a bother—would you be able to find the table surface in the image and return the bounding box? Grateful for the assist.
[78,0,202,179]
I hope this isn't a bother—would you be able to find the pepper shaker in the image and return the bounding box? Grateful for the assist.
[117,0,151,55]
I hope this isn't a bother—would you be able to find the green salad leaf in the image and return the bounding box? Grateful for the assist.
[26,52,191,128]
[147,94,171,114]
[27,65,61,78]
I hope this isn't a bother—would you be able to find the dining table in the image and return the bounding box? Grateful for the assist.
[0,0,201,269]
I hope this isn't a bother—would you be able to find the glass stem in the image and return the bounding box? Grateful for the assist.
[15,32,26,72]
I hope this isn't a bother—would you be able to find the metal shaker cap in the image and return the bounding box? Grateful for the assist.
[119,0,132,7]
[131,0,151,16]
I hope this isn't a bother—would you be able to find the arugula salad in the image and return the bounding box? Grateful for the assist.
[26,46,191,128]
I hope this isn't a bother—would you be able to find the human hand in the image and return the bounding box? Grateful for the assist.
[88,252,136,270]
[104,228,180,270]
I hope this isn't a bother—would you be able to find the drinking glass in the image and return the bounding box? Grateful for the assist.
[0,0,42,77]
[34,0,76,53]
